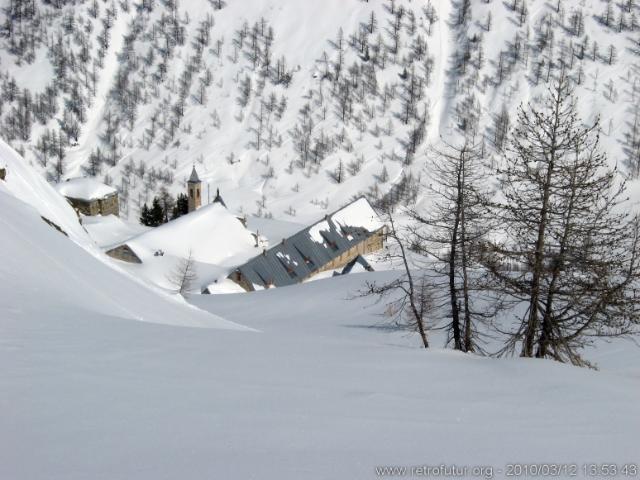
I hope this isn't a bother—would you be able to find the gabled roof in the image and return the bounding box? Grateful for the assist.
[55,177,117,201]
[188,166,201,183]
[232,197,384,289]
[109,203,256,265]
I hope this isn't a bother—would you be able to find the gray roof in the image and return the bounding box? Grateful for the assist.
[188,166,201,183]
[213,188,226,208]
[340,255,373,275]
[232,197,383,289]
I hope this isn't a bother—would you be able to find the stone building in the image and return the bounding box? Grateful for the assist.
[55,178,119,217]
[104,244,142,263]
[188,166,202,212]
[229,197,386,291]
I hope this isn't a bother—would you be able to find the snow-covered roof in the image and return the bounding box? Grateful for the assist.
[328,197,384,234]
[55,178,117,201]
[117,202,257,265]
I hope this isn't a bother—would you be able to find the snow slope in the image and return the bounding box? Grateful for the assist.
[0,140,90,245]
[1,272,638,480]
[0,183,249,330]
[82,213,150,249]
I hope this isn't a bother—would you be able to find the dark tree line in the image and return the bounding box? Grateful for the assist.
[140,190,188,226]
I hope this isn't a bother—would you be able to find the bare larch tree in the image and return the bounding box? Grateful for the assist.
[486,74,640,366]
[408,138,497,353]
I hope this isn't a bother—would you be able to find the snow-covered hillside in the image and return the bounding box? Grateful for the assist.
[1,0,638,223]
[0,138,248,329]
[0,140,92,245]
[1,269,638,480]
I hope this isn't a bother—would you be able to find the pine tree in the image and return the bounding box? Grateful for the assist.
[150,197,164,226]
[172,193,189,219]
[139,203,152,226]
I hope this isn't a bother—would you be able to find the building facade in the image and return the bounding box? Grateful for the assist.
[66,194,119,217]
[188,166,202,212]
[55,178,119,217]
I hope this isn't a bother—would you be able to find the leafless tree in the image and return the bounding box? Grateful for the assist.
[408,138,499,352]
[486,75,640,366]
[362,214,432,348]
[167,250,197,296]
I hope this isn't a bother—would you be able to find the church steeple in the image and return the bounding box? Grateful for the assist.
[187,165,202,212]
[213,188,227,208]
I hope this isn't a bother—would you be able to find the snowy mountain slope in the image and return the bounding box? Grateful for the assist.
[2,0,638,225]
[1,271,638,480]
[0,139,91,245]
[0,182,249,330]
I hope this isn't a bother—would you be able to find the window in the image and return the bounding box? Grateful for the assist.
[294,246,315,269]
[277,257,297,279]
[320,232,339,251]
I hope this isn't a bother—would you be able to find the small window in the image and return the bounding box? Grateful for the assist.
[277,257,297,279]
[321,232,339,251]
[294,246,315,269]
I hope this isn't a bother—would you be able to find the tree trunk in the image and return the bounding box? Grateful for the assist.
[448,163,464,350]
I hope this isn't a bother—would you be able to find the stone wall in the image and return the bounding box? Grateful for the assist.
[66,193,119,217]
[188,183,201,212]
[67,198,99,216]
[106,244,142,264]
[99,194,119,216]
[318,228,385,273]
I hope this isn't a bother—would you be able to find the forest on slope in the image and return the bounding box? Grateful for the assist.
[1,0,639,222]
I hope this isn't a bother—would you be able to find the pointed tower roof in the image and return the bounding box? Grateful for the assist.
[213,188,227,208]
[188,165,201,183]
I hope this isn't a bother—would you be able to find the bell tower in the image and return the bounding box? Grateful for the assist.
[187,165,202,213]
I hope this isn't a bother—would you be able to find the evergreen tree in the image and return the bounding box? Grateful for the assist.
[172,193,189,219]
[139,203,152,226]
[150,197,164,226]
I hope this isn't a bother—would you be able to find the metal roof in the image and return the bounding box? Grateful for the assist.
[188,166,201,183]
[213,188,226,208]
[233,197,383,289]
[340,255,373,275]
